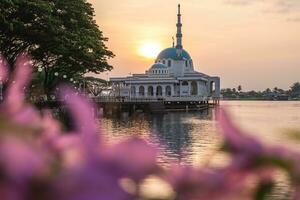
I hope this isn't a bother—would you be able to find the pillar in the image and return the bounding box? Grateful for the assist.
[179,81,182,97]
[188,81,191,96]
[144,85,148,97]
[136,85,140,97]
[171,84,175,96]
[153,85,157,98]
[197,81,201,97]
[162,85,166,97]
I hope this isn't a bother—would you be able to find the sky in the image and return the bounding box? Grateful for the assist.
[88,0,300,91]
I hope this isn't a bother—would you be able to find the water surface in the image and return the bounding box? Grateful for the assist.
[100,101,300,165]
[99,101,300,199]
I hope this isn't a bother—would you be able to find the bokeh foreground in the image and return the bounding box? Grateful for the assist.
[1,54,300,199]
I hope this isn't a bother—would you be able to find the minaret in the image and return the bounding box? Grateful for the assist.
[176,4,183,56]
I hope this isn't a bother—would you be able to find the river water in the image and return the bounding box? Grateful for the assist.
[99,101,300,199]
[100,101,300,164]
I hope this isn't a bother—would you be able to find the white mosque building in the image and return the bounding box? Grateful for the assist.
[110,4,220,101]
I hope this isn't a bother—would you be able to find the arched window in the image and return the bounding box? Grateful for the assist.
[168,60,171,67]
[166,86,172,96]
[139,86,145,96]
[191,81,198,95]
[148,86,154,96]
[131,86,136,96]
[210,82,216,93]
[156,86,163,96]
[162,60,166,64]
[185,61,188,67]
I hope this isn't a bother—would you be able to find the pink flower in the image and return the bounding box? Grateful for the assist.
[0,137,47,180]
[1,54,40,126]
[103,137,159,181]
[59,86,99,155]
[163,164,252,200]
[0,55,9,83]
[2,53,300,200]
[217,107,263,155]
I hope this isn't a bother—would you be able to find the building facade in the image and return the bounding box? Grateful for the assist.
[110,4,220,101]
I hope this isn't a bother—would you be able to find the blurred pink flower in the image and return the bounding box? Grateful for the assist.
[0,55,9,83]
[1,54,40,126]
[103,137,159,181]
[2,53,300,200]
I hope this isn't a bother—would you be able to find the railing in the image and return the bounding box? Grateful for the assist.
[92,96,163,103]
[93,95,212,103]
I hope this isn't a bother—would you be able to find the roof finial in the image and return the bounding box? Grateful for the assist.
[176,4,183,50]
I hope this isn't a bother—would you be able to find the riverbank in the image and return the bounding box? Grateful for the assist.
[222,98,300,101]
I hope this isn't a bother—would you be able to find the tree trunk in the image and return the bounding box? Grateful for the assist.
[43,69,50,100]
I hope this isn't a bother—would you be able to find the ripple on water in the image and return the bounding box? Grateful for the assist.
[99,101,300,199]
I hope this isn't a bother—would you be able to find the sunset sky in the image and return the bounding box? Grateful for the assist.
[88,0,300,91]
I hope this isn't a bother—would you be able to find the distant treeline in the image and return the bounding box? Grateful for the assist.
[221,82,300,100]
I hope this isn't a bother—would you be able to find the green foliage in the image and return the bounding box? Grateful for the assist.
[84,76,108,96]
[254,181,274,200]
[0,0,114,95]
[221,83,300,100]
[290,82,300,98]
[237,85,242,92]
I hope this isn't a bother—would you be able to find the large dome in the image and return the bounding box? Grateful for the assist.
[157,47,192,61]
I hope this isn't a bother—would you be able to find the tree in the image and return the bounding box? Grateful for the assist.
[263,88,271,94]
[290,82,300,98]
[237,85,242,93]
[0,0,114,96]
[84,76,108,96]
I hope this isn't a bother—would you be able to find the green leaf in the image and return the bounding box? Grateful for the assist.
[254,181,274,200]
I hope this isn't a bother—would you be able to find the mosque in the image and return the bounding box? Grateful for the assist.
[110,4,220,101]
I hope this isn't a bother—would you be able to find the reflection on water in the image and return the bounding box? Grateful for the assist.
[222,101,300,149]
[99,101,300,199]
[100,108,220,166]
[100,101,300,165]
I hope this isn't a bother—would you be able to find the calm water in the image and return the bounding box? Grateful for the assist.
[99,101,300,199]
[100,101,300,165]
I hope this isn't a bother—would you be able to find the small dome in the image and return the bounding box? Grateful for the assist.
[151,63,168,69]
[157,47,191,60]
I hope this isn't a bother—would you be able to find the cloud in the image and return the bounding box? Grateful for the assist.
[275,0,300,13]
[224,0,300,13]
[286,17,300,22]
[224,0,300,22]
[223,0,262,6]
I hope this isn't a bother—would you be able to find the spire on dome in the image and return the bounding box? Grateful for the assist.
[172,36,175,48]
[176,4,183,50]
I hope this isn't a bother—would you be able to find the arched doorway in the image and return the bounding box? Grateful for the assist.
[181,81,189,96]
[166,86,172,96]
[148,86,154,96]
[156,86,163,96]
[210,81,215,95]
[139,86,145,96]
[191,81,198,95]
[130,86,136,97]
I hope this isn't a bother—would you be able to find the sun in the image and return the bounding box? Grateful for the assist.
[138,42,162,59]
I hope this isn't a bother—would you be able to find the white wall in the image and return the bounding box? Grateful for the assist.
[170,60,185,77]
